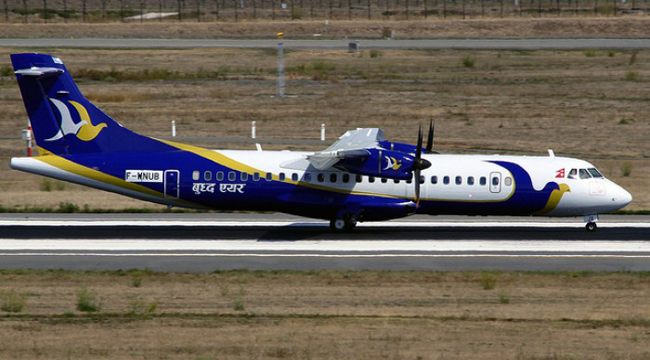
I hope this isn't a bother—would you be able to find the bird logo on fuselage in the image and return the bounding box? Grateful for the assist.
[383,156,402,171]
[45,99,107,142]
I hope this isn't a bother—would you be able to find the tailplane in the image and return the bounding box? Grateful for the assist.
[11,53,165,156]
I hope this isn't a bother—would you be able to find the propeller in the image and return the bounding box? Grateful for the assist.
[425,119,434,154]
[413,124,431,206]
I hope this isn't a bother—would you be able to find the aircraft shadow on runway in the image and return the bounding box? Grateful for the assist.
[0,225,647,241]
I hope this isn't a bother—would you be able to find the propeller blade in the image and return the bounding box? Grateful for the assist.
[415,125,423,206]
[425,119,434,153]
[416,124,423,159]
[415,168,421,206]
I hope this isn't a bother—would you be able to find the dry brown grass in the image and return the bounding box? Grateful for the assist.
[0,270,649,359]
[0,47,648,210]
[1,17,650,39]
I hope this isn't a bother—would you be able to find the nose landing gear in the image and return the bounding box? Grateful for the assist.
[586,222,597,232]
[584,214,598,232]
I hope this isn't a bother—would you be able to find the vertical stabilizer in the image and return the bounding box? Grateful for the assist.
[11,53,168,156]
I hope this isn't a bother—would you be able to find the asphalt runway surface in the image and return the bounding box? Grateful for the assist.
[2,38,650,50]
[1,213,649,272]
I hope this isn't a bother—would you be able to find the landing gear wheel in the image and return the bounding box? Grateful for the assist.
[586,222,597,232]
[330,213,357,232]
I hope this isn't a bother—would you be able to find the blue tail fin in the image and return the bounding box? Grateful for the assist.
[11,53,168,156]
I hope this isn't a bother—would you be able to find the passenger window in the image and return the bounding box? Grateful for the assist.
[253,172,260,181]
[204,171,212,181]
[369,176,375,183]
[356,175,363,183]
[241,172,248,181]
[480,177,487,186]
[504,177,512,186]
[342,174,350,183]
[330,173,337,182]
[455,176,462,185]
[217,171,224,181]
[381,178,388,183]
[393,179,400,184]
[304,173,312,182]
[467,176,474,185]
[579,169,591,179]
[291,173,298,181]
[228,172,236,181]
[492,176,499,186]
[192,171,199,181]
[265,173,273,181]
[431,176,438,184]
[279,173,286,181]
[317,173,325,182]
[588,168,604,178]
[568,169,577,179]
[419,176,425,184]
[443,176,450,185]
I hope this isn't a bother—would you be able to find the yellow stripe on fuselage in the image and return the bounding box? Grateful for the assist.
[154,138,403,199]
[34,149,199,207]
[36,154,164,198]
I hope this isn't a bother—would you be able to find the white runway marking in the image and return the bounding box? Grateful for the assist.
[1,239,649,253]
[2,253,650,258]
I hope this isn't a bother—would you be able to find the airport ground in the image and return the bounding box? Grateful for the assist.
[0,44,648,211]
[0,23,649,359]
[0,269,649,359]
[1,17,650,39]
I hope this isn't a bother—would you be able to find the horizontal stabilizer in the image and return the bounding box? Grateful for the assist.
[14,66,64,77]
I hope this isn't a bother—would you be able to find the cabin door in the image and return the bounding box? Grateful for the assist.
[164,170,180,198]
[489,172,502,193]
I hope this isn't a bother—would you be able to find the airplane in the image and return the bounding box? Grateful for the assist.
[9,53,633,232]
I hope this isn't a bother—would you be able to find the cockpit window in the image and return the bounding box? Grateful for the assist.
[588,168,604,178]
[579,169,592,179]
[568,169,577,179]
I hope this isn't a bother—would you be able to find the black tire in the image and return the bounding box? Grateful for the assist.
[330,213,357,232]
[586,222,597,232]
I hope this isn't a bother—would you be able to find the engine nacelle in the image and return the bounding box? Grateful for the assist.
[335,148,416,180]
[378,140,423,155]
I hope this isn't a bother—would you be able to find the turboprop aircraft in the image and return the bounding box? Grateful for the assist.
[9,53,633,232]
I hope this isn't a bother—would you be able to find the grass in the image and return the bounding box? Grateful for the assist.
[624,70,640,82]
[76,287,102,312]
[479,272,497,290]
[128,296,157,316]
[0,290,29,313]
[0,270,649,359]
[620,162,633,177]
[462,54,476,68]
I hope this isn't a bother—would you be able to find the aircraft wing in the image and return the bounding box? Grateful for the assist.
[306,128,384,170]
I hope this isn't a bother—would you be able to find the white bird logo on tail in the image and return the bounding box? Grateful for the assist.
[45,99,107,142]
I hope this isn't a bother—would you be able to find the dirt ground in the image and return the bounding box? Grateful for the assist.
[1,17,650,39]
[0,270,649,359]
[0,47,647,211]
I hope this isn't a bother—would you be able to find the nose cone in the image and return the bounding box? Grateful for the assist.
[613,185,633,210]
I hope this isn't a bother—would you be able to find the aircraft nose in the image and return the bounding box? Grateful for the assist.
[612,184,633,209]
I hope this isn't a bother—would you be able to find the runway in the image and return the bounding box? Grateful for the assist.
[2,38,650,50]
[1,214,649,272]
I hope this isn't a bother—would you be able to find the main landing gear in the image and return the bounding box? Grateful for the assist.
[584,214,598,232]
[330,213,358,232]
